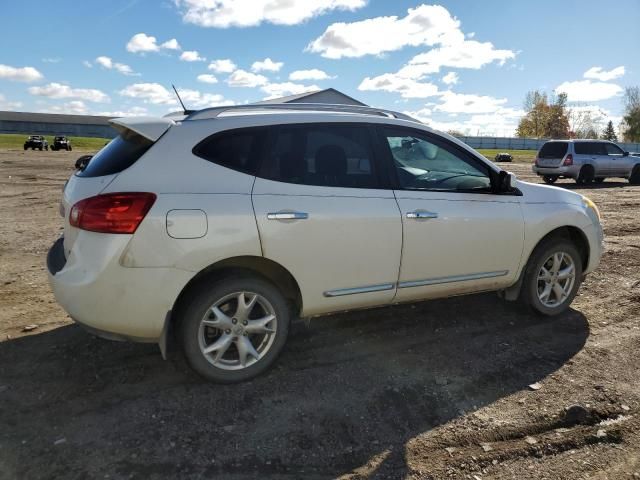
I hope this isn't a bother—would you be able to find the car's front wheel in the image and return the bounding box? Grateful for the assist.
[629,165,640,185]
[519,237,583,316]
[180,275,290,383]
[542,175,558,184]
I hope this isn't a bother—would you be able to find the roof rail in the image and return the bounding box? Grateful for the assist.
[184,103,420,123]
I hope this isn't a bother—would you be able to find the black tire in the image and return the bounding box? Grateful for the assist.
[576,165,594,185]
[23,145,27,150]
[543,175,558,184]
[39,147,43,151]
[180,275,290,383]
[593,177,605,184]
[519,237,583,316]
[629,165,640,185]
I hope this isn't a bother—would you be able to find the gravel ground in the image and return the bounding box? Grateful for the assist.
[0,149,639,479]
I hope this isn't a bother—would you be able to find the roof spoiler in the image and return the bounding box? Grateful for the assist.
[109,116,176,142]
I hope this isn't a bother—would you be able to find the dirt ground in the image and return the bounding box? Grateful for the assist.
[1,149,639,480]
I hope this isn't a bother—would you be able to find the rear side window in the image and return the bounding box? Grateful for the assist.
[538,142,568,158]
[575,142,607,155]
[260,124,379,189]
[193,128,266,175]
[77,131,152,178]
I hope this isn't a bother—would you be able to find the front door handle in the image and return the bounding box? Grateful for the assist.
[406,211,438,219]
[267,212,309,220]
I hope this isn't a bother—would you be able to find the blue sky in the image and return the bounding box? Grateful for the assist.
[1,0,638,136]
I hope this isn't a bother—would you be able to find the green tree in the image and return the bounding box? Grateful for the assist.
[602,121,617,141]
[622,87,640,142]
[516,90,570,139]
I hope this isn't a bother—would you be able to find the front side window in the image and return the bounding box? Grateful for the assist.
[261,124,379,189]
[604,143,624,155]
[381,128,491,191]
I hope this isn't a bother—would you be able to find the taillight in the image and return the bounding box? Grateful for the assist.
[534,157,540,166]
[69,192,156,234]
[563,154,573,166]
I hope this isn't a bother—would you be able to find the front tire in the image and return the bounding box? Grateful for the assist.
[543,175,558,184]
[519,237,583,316]
[629,165,640,185]
[180,275,290,383]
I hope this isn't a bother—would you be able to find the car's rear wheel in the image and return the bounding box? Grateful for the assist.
[180,275,290,383]
[576,165,594,185]
[519,237,583,316]
[542,175,558,184]
[629,165,640,185]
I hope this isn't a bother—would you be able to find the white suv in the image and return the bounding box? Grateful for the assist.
[47,104,604,383]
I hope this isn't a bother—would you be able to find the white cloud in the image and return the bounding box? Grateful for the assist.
[28,82,110,103]
[197,74,218,84]
[260,82,320,99]
[95,56,137,76]
[358,73,439,98]
[161,38,181,50]
[226,69,269,87]
[119,83,175,104]
[441,72,458,85]
[82,60,93,68]
[556,80,624,102]
[583,66,625,82]
[251,57,283,72]
[0,64,43,82]
[208,59,237,73]
[126,33,182,53]
[42,58,61,64]
[180,50,206,62]
[289,69,334,81]
[308,4,464,59]
[175,0,366,28]
[401,40,515,77]
[43,100,89,115]
[119,82,232,108]
[435,91,509,114]
[0,93,22,110]
[95,106,149,117]
[406,108,521,137]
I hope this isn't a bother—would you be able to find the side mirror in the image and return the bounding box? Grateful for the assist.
[623,151,630,157]
[75,155,92,171]
[491,170,514,193]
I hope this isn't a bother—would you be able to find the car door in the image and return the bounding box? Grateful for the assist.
[603,142,630,177]
[252,123,402,317]
[377,126,525,303]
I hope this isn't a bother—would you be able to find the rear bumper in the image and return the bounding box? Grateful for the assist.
[532,165,579,178]
[47,234,192,342]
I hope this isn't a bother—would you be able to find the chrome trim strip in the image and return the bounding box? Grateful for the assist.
[324,283,395,298]
[398,270,508,289]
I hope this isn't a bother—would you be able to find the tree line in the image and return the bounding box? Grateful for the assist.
[515,87,640,142]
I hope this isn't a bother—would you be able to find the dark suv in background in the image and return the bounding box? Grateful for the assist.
[24,135,48,151]
[52,136,72,151]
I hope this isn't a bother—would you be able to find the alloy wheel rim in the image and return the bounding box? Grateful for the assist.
[536,252,576,308]
[198,291,277,370]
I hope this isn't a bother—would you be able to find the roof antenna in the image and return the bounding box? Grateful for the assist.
[172,84,194,115]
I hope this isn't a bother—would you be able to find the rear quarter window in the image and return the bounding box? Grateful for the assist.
[192,128,266,175]
[538,142,568,158]
[77,131,153,178]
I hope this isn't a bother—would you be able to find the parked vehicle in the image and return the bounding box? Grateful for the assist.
[47,104,604,383]
[24,135,48,151]
[494,152,513,162]
[52,136,72,151]
[532,139,640,185]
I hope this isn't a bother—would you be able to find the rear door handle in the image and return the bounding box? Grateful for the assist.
[267,212,309,220]
[406,211,438,219]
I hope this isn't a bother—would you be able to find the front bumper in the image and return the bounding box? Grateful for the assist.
[47,234,192,342]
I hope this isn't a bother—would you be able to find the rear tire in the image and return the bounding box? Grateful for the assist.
[629,165,640,185]
[519,237,583,316]
[180,275,290,383]
[543,175,558,184]
[576,165,594,185]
